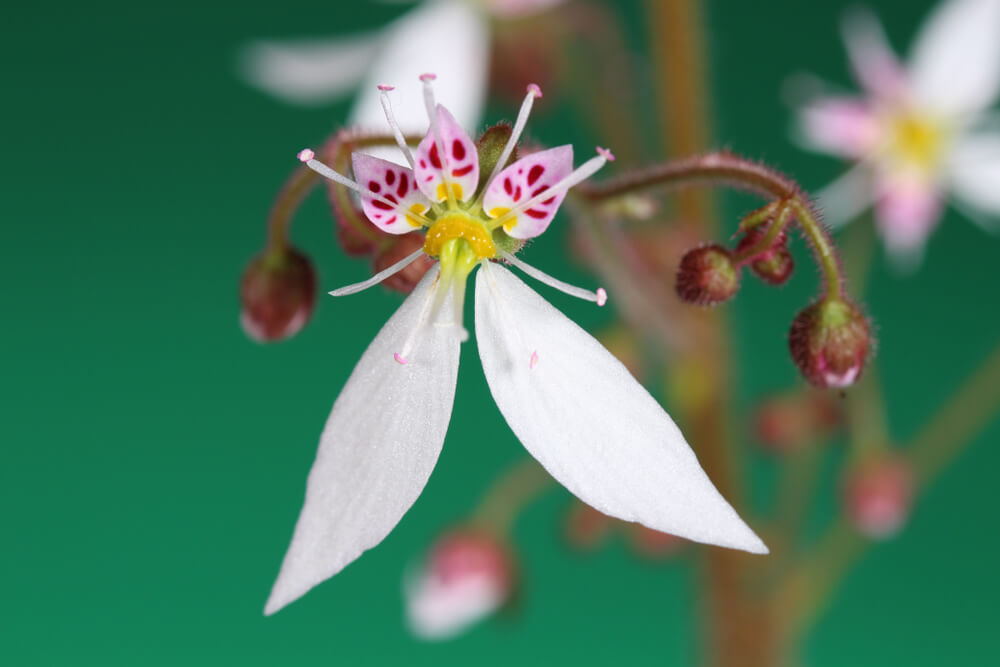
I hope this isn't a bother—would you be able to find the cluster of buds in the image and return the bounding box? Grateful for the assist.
[675,200,871,389]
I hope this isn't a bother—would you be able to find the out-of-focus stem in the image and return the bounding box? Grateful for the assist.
[265,165,320,257]
[470,458,554,535]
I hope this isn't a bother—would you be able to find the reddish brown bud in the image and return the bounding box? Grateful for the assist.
[373,234,436,294]
[843,456,913,539]
[629,525,685,560]
[754,391,842,452]
[240,247,316,342]
[735,226,795,285]
[564,501,614,551]
[788,299,871,388]
[675,244,741,305]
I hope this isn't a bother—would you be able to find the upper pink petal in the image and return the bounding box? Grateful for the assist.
[483,145,574,239]
[840,7,907,99]
[414,105,480,203]
[352,153,432,234]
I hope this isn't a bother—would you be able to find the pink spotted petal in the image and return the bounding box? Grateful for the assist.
[874,172,942,265]
[483,145,574,239]
[414,105,479,203]
[797,97,881,159]
[352,153,433,234]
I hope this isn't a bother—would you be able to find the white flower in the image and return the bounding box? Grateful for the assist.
[793,0,1000,269]
[264,77,767,615]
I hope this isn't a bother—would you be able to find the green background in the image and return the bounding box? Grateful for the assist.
[3,0,998,664]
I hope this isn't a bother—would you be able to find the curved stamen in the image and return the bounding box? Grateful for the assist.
[395,264,443,365]
[499,250,608,306]
[490,147,614,230]
[298,149,433,227]
[377,85,416,169]
[328,248,426,297]
[473,83,543,208]
[420,73,458,209]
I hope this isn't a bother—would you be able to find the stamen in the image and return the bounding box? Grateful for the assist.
[419,74,457,209]
[529,350,539,369]
[378,85,416,169]
[491,147,612,229]
[298,149,433,227]
[500,250,608,306]
[474,83,544,208]
[394,353,408,365]
[328,248,426,297]
[396,265,442,364]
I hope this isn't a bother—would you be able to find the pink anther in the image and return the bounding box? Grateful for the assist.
[596,288,608,307]
[393,353,409,365]
[529,350,539,369]
[377,84,395,91]
[527,83,543,98]
[297,148,315,163]
[419,72,437,82]
[596,146,616,162]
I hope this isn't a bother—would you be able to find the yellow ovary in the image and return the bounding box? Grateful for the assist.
[422,214,497,260]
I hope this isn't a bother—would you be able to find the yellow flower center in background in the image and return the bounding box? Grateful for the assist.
[886,112,947,172]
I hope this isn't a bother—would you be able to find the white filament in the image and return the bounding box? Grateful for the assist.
[491,152,609,229]
[329,248,426,297]
[302,156,432,226]
[474,85,542,207]
[378,87,416,168]
[500,251,607,306]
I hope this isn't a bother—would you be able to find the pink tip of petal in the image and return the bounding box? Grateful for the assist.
[377,84,395,91]
[596,288,608,307]
[527,83,543,98]
[297,148,315,162]
[394,353,409,365]
[529,350,539,369]
[596,146,615,162]
[419,73,437,82]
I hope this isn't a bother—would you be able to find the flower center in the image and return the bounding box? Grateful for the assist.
[886,112,946,171]
[423,213,497,261]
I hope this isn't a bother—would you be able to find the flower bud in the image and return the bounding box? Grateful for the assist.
[754,390,841,452]
[373,234,436,294]
[843,456,913,539]
[788,299,871,388]
[735,226,794,285]
[564,500,614,551]
[675,244,741,305]
[629,525,685,560]
[405,529,514,640]
[240,247,316,342]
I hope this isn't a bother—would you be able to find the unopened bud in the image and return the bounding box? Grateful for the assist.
[629,525,685,560]
[788,298,871,388]
[374,234,436,294]
[843,456,913,539]
[675,244,741,305]
[755,391,841,452]
[564,500,614,551]
[240,247,316,342]
[405,529,515,640]
[736,226,795,285]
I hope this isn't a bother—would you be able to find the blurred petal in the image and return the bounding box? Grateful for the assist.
[474,263,768,554]
[488,0,567,17]
[239,35,381,105]
[874,171,942,269]
[795,97,881,158]
[840,7,906,97]
[350,0,489,135]
[947,132,1000,224]
[908,0,1000,113]
[815,164,876,228]
[483,146,574,239]
[352,153,432,233]
[414,106,480,203]
[265,268,461,614]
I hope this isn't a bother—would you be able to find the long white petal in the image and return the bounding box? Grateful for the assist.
[814,163,876,228]
[946,131,1000,225]
[349,0,489,164]
[239,35,382,105]
[474,263,767,554]
[908,0,1000,114]
[265,267,461,614]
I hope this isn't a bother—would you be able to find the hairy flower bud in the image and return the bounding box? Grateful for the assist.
[373,234,437,294]
[405,529,514,640]
[675,244,741,305]
[843,456,913,539]
[788,298,871,388]
[240,247,316,342]
[735,226,795,285]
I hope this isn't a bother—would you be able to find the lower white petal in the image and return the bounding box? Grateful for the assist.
[474,263,767,554]
[815,164,876,228]
[239,34,381,105]
[265,268,461,614]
